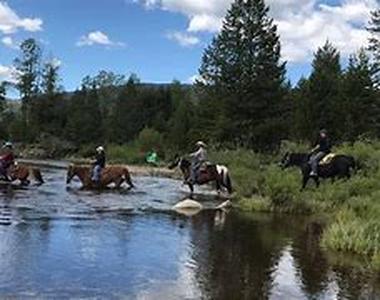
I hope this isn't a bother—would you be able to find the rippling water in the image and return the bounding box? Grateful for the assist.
[0,167,379,299]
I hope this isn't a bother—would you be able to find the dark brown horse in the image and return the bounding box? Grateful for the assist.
[5,163,44,186]
[66,164,134,190]
[280,152,356,189]
[168,156,233,196]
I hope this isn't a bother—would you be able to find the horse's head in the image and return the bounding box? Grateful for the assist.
[66,164,76,184]
[168,155,181,170]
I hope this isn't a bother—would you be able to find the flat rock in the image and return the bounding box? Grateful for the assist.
[173,199,203,210]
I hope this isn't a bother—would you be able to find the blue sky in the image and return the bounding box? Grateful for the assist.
[0,0,377,94]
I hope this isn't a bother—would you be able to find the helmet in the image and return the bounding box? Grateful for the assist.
[195,141,207,148]
[96,146,104,153]
[320,129,328,135]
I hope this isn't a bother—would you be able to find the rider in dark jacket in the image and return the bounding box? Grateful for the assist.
[309,129,331,176]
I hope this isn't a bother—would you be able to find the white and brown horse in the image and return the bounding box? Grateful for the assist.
[66,164,134,190]
[168,156,233,196]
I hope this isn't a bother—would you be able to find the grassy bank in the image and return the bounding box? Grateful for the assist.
[18,137,380,266]
[210,141,380,267]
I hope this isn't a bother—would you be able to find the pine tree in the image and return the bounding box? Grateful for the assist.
[14,38,42,127]
[368,9,380,86]
[198,0,287,150]
[0,82,5,113]
[306,41,343,139]
[342,49,380,139]
[41,59,61,96]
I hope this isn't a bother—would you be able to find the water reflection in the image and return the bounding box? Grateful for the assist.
[0,168,379,299]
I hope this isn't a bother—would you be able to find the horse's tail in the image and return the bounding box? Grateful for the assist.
[217,165,233,194]
[123,168,134,189]
[32,168,44,185]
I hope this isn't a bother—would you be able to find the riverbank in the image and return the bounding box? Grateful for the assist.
[16,140,380,268]
[210,141,380,268]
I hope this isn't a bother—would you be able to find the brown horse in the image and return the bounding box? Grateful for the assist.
[7,163,44,185]
[66,164,134,190]
[168,156,232,196]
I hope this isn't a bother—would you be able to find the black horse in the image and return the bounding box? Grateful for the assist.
[168,156,233,196]
[280,152,356,189]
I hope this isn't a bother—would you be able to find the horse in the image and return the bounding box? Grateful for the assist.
[66,164,134,190]
[168,156,233,196]
[280,152,356,189]
[3,163,44,186]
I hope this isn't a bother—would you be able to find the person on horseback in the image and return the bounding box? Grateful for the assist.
[91,146,106,184]
[188,141,207,184]
[0,142,15,181]
[309,129,331,177]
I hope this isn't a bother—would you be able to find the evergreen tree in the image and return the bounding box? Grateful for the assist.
[41,59,61,96]
[65,87,103,145]
[13,38,42,128]
[342,49,380,139]
[0,82,5,113]
[306,41,343,139]
[198,0,287,149]
[368,9,380,86]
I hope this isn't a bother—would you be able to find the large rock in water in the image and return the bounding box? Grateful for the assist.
[172,199,203,216]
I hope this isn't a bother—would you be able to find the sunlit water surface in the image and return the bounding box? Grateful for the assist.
[0,167,379,299]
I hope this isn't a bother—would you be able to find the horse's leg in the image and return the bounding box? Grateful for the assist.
[313,176,320,187]
[123,170,134,189]
[302,176,309,190]
[114,178,123,189]
[21,178,30,186]
[188,183,194,199]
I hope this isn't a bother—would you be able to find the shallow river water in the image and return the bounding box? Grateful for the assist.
[0,167,379,299]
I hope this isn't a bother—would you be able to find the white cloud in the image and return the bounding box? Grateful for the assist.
[1,36,17,49]
[166,31,200,47]
[77,31,125,47]
[134,0,378,63]
[0,2,42,34]
[0,65,17,83]
[46,57,62,68]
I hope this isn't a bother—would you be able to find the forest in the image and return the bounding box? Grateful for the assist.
[0,1,379,160]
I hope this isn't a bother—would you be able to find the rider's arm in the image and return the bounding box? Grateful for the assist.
[189,149,201,158]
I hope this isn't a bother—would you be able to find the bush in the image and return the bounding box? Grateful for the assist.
[136,127,164,155]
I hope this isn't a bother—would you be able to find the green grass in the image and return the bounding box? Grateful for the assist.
[211,140,380,267]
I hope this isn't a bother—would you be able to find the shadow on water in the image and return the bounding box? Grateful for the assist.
[0,167,379,299]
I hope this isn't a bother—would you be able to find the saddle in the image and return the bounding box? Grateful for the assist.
[319,153,336,166]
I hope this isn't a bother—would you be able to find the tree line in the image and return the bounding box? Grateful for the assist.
[0,0,379,155]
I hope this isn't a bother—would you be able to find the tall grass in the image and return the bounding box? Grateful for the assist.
[211,140,380,267]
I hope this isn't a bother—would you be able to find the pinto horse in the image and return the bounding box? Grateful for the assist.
[168,156,233,196]
[66,164,134,190]
[4,163,44,186]
[280,152,356,189]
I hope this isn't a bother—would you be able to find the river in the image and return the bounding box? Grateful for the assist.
[0,166,379,299]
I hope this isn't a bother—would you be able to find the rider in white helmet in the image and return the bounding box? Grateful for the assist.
[188,141,207,184]
[91,146,106,183]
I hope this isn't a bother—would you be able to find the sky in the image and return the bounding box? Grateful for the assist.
[0,0,378,94]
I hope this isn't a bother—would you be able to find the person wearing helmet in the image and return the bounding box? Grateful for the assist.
[91,146,106,183]
[188,141,208,184]
[309,129,331,177]
[0,142,15,181]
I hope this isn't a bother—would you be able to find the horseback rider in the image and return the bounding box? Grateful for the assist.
[188,141,207,184]
[309,129,331,177]
[92,146,106,183]
[0,142,15,181]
